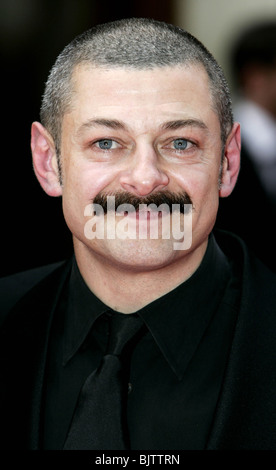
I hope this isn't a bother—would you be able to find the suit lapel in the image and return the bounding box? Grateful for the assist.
[206,233,276,449]
[0,259,72,449]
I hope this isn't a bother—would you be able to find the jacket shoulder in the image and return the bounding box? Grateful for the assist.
[216,229,276,317]
[0,261,67,326]
[216,229,276,282]
[209,230,276,449]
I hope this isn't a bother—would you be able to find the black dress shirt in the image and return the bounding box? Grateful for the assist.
[42,234,240,450]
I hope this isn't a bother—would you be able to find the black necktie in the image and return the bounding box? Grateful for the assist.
[63,312,144,450]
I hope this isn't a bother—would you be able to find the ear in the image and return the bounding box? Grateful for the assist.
[31,121,62,197]
[219,122,241,198]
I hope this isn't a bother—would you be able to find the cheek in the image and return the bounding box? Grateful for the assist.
[61,160,122,234]
[63,161,117,202]
[176,167,220,232]
[193,173,220,213]
[192,172,220,230]
[173,166,217,201]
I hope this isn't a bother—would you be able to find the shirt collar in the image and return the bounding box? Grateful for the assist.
[63,233,231,379]
[63,260,109,365]
[137,234,231,379]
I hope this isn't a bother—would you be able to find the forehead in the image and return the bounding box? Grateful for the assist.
[66,64,217,131]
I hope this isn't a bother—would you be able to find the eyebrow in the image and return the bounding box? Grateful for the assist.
[77,117,209,135]
[77,118,127,135]
[160,119,209,132]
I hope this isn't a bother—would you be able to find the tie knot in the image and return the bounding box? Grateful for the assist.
[106,312,144,356]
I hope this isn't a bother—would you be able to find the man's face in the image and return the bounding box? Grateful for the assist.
[59,64,225,271]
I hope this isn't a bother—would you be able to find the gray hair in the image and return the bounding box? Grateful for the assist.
[40,18,233,161]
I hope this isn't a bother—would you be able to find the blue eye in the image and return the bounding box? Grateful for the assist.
[173,139,188,150]
[97,139,114,149]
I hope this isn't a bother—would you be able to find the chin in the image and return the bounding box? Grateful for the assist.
[98,238,181,272]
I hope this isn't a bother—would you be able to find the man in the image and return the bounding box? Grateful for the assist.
[0,18,275,450]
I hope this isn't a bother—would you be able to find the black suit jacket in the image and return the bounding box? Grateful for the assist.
[0,231,276,450]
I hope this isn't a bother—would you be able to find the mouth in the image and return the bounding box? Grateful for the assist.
[119,208,169,221]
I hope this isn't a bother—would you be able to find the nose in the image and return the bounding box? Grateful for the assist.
[119,145,169,196]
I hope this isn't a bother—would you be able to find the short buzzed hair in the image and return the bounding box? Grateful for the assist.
[40,18,233,159]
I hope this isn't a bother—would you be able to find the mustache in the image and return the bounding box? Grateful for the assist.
[92,190,193,214]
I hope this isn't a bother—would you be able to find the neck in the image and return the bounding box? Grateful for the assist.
[73,239,208,313]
